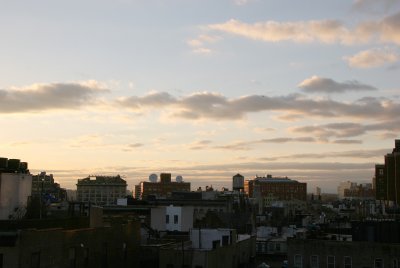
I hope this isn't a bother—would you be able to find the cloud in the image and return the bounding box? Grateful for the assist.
[344,47,398,68]
[118,91,400,122]
[188,140,213,150]
[0,80,107,113]
[332,139,363,144]
[213,137,316,151]
[234,0,253,6]
[117,91,176,110]
[352,0,400,14]
[298,76,377,93]
[290,120,400,140]
[259,148,389,161]
[187,34,220,54]
[128,143,144,148]
[205,11,400,45]
[207,19,349,44]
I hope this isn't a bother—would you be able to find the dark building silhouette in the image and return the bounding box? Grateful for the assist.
[374,139,400,205]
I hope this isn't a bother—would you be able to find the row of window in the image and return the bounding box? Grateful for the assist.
[293,255,398,268]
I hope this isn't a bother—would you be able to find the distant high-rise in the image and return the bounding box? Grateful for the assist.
[374,139,400,205]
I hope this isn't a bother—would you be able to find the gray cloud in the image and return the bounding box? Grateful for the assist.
[298,76,377,93]
[259,148,389,161]
[332,139,363,144]
[118,91,400,121]
[209,137,316,151]
[291,120,400,140]
[128,143,144,148]
[0,81,107,113]
[352,0,400,14]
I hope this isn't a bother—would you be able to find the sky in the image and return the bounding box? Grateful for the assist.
[1,0,400,193]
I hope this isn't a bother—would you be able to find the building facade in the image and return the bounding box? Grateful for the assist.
[76,175,127,206]
[31,171,67,202]
[0,218,141,268]
[374,139,400,205]
[151,205,194,232]
[159,229,256,268]
[287,238,400,268]
[0,157,32,220]
[244,175,307,201]
[138,173,190,200]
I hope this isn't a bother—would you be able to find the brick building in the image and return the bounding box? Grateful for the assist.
[137,173,190,200]
[244,175,307,201]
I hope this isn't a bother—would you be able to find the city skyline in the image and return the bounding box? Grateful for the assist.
[1,0,399,192]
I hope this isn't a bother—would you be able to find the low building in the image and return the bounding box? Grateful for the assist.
[0,208,141,268]
[0,157,32,220]
[137,173,191,200]
[159,228,256,268]
[76,175,127,206]
[151,205,194,232]
[287,238,400,268]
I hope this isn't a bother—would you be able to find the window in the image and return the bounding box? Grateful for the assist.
[69,247,76,268]
[327,256,335,268]
[31,252,40,268]
[294,254,302,268]
[375,259,384,268]
[212,240,220,249]
[344,256,352,268]
[174,215,178,224]
[83,248,89,268]
[166,215,169,224]
[222,235,229,246]
[310,255,319,268]
[393,259,399,268]
[122,242,127,262]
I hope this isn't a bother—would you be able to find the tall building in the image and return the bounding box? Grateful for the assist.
[374,164,386,200]
[0,157,32,220]
[76,175,127,205]
[244,174,307,201]
[374,139,400,205]
[137,173,191,200]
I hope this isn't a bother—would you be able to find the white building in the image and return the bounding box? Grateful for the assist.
[0,172,32,220]
[190,228,237,250]
[151,205,194,232]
